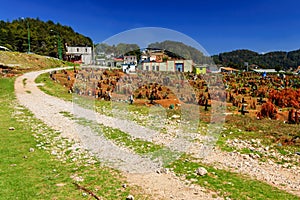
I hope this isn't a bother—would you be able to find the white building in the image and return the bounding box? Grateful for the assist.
[139,60,193,72]
[124,55,137,65]
[66,46,92,64]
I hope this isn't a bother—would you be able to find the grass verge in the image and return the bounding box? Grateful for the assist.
[0,77,148,199]
[167,155,299,200]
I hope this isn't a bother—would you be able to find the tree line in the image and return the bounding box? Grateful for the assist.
[212,49,300,70]
[0,17,92,58]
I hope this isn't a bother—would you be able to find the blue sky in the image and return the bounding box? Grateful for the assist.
[1,0,300,55]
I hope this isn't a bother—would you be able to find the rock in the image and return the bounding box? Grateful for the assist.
[122,184,127,188]
[159,168,169,174]
[277,143,282,147]
[190,178,198,182]
[126,194,134,200]
[295,152,300,156]
[249,146,255,151]
[29,148,35,152]
[171,114,180,119]
[264,146,270,151]
[195,167,208,176]
[70,174,84,182]
[8,127,15,131]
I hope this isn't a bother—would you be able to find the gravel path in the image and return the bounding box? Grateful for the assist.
[15,68,162,173]
[15,68,217,200]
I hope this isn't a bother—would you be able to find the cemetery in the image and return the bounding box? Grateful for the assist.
[51,67,300,124]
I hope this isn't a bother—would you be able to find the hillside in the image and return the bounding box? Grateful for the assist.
[213,49,300,70]
[148,40,211,64]
[0,51,71,75]
[0,18,92,58]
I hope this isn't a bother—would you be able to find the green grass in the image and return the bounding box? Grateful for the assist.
[0,51,74,72]
[167,155,299,200]
[0,78,149,200]
[217,114,300,164]
[22,78,27,86]
[60,111,181,164]
[35,72,73,101]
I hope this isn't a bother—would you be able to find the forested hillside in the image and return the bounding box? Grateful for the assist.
[213,49,300,70]
[148,40,212,64]
[0,18,92,58]
[95,43,141,58]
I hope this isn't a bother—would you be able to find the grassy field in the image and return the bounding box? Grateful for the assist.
[0,51,74,73]
[0,77,149,200]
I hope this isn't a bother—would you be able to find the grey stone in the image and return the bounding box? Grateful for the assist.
[195,167,208,176]
[126,194,134,200]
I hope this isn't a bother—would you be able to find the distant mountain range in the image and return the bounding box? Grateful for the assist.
[212,49,300,70]
[148,41,300,70]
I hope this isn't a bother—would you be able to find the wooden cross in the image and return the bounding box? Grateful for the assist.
[239,104,249,115]
[204,99,211,111]
[257,96,266,104]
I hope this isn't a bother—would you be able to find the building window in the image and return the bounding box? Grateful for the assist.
[77,48,79,52]
[85,48,87,52]
[156,65,159,71]
[152,65,155,71]
[146,66,149,71]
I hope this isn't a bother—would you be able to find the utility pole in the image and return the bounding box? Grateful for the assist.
[50,29,62,60]
[21,17,31,53]
[27,20,30,53]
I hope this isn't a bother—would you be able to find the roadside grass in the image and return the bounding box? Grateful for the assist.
[22,78,27,86]
[218,114,300,161]
[35,72,73,101]
[0,78,149,200]
[59,111,181,164]
[167,155,299,200]
[225,114,300,148]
